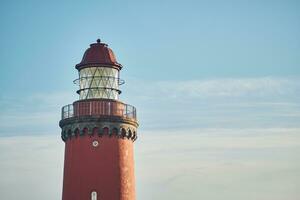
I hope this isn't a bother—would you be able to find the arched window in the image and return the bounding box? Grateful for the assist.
[133,131,137,141]
[83,127,89,135]
[103,127,109,135]
[74,128,80,137]
[112,127,118,136]
[67,129,72,138]
[91,191,97,200]
[128,129,132,139]
[121,128,126,137]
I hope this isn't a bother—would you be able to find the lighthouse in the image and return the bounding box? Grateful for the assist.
[59,39,138,200]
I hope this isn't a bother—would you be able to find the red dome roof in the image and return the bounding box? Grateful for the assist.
[75,39,122,70]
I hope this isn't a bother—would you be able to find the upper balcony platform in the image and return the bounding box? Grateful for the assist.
[61,100,137,122]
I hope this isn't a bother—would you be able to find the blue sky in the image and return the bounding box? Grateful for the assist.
[0,1,300,200]
[1,0,300,94]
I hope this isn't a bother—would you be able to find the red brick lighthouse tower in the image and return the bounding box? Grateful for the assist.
[59,39,138,200]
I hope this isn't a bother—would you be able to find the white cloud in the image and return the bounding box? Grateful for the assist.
[126,76,300,100]
[0,128,299,200]
[123,76,300,130]
[135,128,300,200]
[1,76,299,136]
[0,91,76,136]
[0,135,64,200]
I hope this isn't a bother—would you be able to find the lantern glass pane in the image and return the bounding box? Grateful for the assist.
[78,67,119,100]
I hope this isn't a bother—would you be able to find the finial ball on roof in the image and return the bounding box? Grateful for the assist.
[97,39,101,43]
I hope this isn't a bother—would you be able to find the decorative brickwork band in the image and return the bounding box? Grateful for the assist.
[61,123,137,141]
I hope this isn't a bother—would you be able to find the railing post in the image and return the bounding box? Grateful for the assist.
[108,102,111,115]
[68,104,70,118]
[90,101,92,115]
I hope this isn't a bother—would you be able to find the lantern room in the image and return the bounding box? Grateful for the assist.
[74,39,124,100]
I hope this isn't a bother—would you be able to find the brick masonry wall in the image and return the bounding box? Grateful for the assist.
[62,135,135,200]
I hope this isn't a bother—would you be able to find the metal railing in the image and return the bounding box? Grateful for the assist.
[62,104,74,119]
[61,101,137,121]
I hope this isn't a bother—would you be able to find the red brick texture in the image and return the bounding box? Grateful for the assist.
[62,135,135,200]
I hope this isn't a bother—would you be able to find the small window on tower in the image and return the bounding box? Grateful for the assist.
[91,191,97,200]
